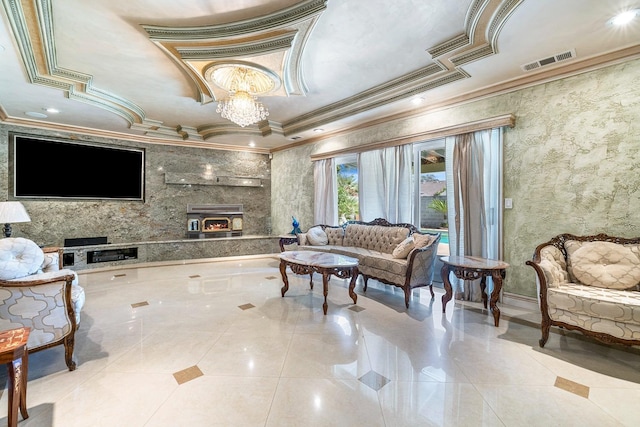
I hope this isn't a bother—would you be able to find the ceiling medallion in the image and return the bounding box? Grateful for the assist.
[206,63,281,128]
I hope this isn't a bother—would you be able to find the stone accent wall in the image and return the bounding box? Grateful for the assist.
[0,126,271,248]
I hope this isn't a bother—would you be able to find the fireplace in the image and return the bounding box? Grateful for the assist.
[186,204,243,238]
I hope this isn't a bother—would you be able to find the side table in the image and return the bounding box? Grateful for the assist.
[440,256,509,326]
[0,327,31,427]
[278,235,299,252]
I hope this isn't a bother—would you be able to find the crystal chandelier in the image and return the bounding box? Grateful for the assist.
[216,90,268,128]
[208,64,278,128]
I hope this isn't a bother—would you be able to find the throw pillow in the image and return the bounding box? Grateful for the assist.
[570,241,640,290]
[0,237,45,280]
[413,233,436,249]
[392,236,415,259]
[307,226,329,246]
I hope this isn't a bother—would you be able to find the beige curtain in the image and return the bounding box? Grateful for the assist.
[452,131,488,301]
[313,158,338,225]
[358,145,413,223]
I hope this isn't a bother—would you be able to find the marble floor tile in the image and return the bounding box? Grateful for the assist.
[1,256,638,426]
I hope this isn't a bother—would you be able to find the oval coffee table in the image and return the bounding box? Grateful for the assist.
[278,250,359,315]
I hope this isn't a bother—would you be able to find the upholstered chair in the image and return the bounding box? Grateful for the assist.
[0,237,85,370]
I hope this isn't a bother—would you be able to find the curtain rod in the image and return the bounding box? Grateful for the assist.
[310,113,515,161]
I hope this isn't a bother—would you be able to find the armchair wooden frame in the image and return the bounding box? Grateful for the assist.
[0,247,79,371]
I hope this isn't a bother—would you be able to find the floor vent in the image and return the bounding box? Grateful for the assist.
[521,49,576,72]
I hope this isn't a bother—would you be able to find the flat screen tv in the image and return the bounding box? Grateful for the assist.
[12,134,145,200]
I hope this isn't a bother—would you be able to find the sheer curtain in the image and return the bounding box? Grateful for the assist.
[313,158,338,225]
[358,144,413,223]
[446,128,503,301]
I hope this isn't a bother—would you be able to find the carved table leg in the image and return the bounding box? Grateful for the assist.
[348,267,358,304]
[480,276,488,309]
[321,271,330,315]
[20,349,28,420]
[279,260,289,297]
[441,263,453,313]
[489,270,504,327]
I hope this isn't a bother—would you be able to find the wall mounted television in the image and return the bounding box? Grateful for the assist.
[11,134,145,201]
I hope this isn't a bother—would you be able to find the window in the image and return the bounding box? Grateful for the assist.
[414,139,449,255]
[336,154,358,224]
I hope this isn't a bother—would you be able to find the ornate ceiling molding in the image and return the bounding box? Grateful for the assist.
[282,0,525,136]
[1,0,193,140]
[2,0,536,143]
[142,0,327,104]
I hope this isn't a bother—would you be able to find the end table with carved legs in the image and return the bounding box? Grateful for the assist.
[440,256,509,327]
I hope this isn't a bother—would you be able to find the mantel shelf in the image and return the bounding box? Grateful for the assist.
[164,172,262,187]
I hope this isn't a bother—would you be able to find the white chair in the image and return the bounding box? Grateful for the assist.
[0,237,85,370]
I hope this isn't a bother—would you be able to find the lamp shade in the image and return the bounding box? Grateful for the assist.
[0,202,31,224]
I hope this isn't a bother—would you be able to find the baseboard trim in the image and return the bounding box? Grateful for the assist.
[502,292,538,311]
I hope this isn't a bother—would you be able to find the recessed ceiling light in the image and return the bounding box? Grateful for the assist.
[412,97,425,105]
[44,108,60,113]
[313,128,324,133]
[248,141,256,147]
[25,111,48,118]
[609,9,639,26]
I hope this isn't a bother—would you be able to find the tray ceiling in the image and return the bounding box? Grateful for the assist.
[0,0,639,152]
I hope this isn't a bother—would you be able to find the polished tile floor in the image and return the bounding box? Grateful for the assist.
[2,255,640,426]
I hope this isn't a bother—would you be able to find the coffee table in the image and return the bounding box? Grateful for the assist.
[278,250,359,315]
[440,255,509,326]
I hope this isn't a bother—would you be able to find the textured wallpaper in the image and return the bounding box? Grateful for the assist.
[272,58,640,299]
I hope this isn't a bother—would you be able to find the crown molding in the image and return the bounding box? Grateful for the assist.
[141,0,327,39]
[308,114,516,161]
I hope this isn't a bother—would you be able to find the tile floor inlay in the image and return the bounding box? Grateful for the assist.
[265,275,278,280]
[173,365,204,385]
[131,301,149,308]
[349,305,365,312]
[238,303,256,310]
[113,273,126,277]
[358,370,391,391]
[555,376,590,398]
[189,274,201,278]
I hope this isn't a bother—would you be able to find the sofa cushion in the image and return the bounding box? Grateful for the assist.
[392,236,415,259]
[324,227,344,245]
[568,241,640,290]
[0,237,45,280]
[307,226,329,246]
[343,224,409,254]
[413,233,437,249]
[548,283,640,328]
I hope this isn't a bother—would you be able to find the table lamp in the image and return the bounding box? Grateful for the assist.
[0,201,31,237]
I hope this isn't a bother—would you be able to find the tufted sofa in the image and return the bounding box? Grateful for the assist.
[282,218,440,308]
[0,237,85,370]
[526,233,640,348]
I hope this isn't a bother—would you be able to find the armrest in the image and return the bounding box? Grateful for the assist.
[0,270,77,350]
[526,244,569,308]
[406,234,441,285]
[41,246,63,272]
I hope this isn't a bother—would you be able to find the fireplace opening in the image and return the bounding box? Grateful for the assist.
[186,204,243,238]
[203,217,230,232]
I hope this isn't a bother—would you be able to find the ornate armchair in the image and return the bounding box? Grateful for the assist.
[0,238,85,370]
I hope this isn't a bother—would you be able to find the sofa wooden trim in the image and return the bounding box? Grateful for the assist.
[526,233,640,348]
[281,218,441,308]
